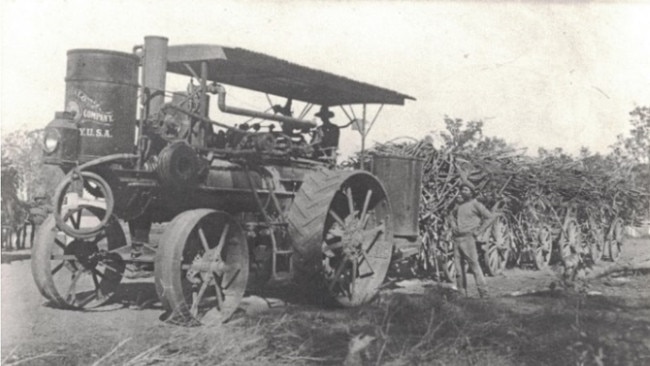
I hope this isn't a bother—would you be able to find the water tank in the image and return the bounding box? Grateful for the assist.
[371,155,423,238]
[65,49,139,161]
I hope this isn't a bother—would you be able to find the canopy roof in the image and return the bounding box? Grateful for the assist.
[166,44,414,106]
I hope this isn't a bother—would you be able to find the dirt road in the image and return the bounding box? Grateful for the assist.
[2,237,649,365]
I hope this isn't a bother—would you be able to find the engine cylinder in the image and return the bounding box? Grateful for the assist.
[65,49,139,161]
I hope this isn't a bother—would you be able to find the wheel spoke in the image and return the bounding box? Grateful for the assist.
[55,238,66,250]
[327,227,343,240]
[97,262,122,276]
[360,190,373,226]
[345,187,355,217]
[92,268,105,279]
[361,223,385,254]
[77,291,98,308]
[197,227,210,253]
[74,209,83,229]
[328,210,346,228]
[51,261,65,275]
[65,270,84,305]
[322,242,336,257]
[191,280,211,317]
[349,259,358,300]
[51,254,76,261]
[215,224,230,258]
[221,268,241,291]
[358,250,375,277]
[211,274,224,311]
[328,258,349,291]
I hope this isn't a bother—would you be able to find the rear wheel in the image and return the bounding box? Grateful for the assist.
[31,208,126,309]
[154,209,249,325]
[288,170,393,307]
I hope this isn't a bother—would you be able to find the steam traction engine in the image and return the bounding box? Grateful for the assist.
[32,36,420,324]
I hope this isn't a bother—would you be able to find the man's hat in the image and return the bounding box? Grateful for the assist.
[459,181,477,193]
[315,106,334,119]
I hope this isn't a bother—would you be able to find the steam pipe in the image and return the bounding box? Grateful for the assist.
[211,84,316,129]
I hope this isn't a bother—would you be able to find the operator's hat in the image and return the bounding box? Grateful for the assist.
[315,106,334,119]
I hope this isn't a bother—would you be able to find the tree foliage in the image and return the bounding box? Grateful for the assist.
[1,129,64,201]
[611,106,650,165]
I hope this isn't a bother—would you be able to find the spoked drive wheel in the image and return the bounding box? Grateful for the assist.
[482,216,511,276]
[31,208,126,309]
[288,170,393,307]
[154,209,249,325]
[532,226,553,270]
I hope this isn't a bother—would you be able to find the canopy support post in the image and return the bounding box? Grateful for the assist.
[360,104,367,171]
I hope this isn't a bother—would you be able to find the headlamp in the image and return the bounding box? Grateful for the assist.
[43,129,61,154]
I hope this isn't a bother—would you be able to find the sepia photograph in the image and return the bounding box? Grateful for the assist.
[1,1,649,364]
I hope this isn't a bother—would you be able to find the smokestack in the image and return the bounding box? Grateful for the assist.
[142,36,168,117]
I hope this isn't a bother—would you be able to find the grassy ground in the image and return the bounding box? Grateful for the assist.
[62,280,648,366]
[3,238,649,365]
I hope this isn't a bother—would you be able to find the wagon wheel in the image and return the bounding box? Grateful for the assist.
[587,225,605,264]
[417,230,438,280]
[288,170,393,307]
[31,208,126,309]
[53,171,114,238]
[532,226,552,270]
[607,218,624,261]
[439,239,457,283]
[482,216,510,276]
[558,219,580,261]
[154,209,249,325]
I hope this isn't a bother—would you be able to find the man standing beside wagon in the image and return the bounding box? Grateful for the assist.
[449,182,494,298]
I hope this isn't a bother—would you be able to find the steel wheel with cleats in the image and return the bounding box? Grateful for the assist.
[288,170,393,307]
[31,207,126,309]
[154,209,249,325]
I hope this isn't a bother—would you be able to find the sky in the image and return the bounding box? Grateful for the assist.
[1,0,649,157]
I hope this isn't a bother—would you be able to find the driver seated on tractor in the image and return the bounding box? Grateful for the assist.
[312,106,340,159]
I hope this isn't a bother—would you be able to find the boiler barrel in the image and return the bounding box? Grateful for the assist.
[65,49,139,161]
[371,155,423,238]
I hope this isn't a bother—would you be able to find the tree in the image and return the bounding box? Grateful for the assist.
[611,106,650,165]
[439,117,484,152]
[1,151,21,203]
[1,129,64,201]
